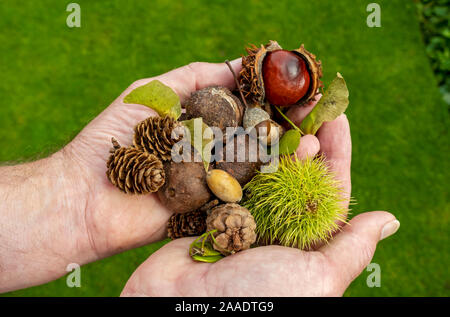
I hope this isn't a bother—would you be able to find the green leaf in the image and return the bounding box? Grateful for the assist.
[123,80,181,119]
[191,254,224,263]
[190,241,222,257]
[278,129,301,155]
[274,105,303,134]
[189,231,224,263]
[300,72,349,135]
[182,118,214,171]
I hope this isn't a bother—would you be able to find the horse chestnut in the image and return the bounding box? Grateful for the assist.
[262,50,311,106]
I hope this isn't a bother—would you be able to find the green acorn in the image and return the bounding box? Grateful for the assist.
[243,155,347,249]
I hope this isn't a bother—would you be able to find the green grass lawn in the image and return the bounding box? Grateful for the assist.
[0,0,448,296]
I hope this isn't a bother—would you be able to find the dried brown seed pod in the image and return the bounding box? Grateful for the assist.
[206,169,243,203]
[184,86,244,135]
[106,138,165,194]
[133,115,184,161]
[157,160,212,214]
[239,41,281,107]
[292,44,323,104]
[206,203,257,255]
[239,40,322,107]
[215,134,262,186]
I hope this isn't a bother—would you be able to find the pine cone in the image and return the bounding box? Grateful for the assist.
[167,209,207,239]
[133,116,184,161]
[106,138,165,194]
[206,203,257,255]
[167,200,219,239]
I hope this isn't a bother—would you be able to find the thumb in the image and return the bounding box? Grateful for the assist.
[295,134,320,160]
[320,211,400,288]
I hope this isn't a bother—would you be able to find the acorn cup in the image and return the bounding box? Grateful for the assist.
[133,115,184,161]
[106,138,165,194]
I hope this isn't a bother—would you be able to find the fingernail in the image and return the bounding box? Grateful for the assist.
[229,57,242,67]
[380,219,400,240]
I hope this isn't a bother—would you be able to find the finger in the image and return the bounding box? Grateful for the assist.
[99,59,242,148]
[121,237,209,297]
[320,211,399,289]
[316,114,352,210]
[286,94,322,127]
[294,134,320,159]
[120,58,242,103]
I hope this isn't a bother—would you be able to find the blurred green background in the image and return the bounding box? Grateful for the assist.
[0,0,448,296]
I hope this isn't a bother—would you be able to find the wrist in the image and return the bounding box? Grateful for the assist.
[49,148,100,263]
[0,150,95,292]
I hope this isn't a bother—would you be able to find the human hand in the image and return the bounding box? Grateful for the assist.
[120,98,400,297]
[0,59,243,292]
[65,60,244,258]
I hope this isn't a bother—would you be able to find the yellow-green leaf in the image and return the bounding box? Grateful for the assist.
[189,235,224,263]
[123,80,181,119]
[182,118,214,171]
[278,129,301,155]
[191,254,224,263]
[300,72,349,135]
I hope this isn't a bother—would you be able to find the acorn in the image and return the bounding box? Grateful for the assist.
[184,86,244,136]
[239,41,323,107]
[206,169,243,203]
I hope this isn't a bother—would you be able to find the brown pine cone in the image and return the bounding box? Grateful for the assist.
[133,116,184,161]
[206,203,257,255]
[106,138,165,194]
[167,209,206,239]
[167,200,219,239]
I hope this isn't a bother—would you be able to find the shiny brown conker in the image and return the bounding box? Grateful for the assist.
[262,50,311,106]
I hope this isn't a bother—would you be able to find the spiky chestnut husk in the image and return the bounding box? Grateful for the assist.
[243,155,347,249]
[239,41,323,107]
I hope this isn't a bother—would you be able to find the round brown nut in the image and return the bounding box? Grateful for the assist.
[184,86,244,136]
[215,134,262,186]
[158,161,212,213]
[206,169,243,203]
